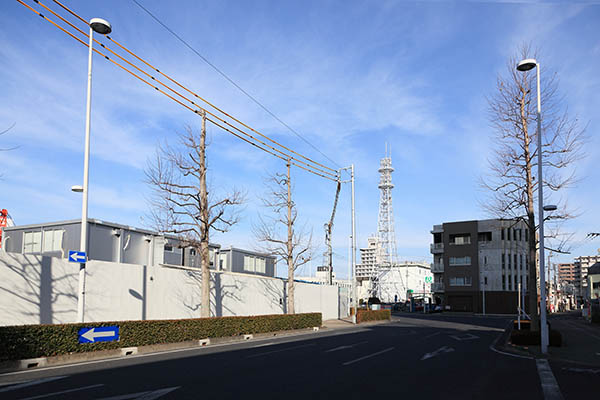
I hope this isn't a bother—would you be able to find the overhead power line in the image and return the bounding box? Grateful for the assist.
[129,0,342,169]
[21,0,339,181]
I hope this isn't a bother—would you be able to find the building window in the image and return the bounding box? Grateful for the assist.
[449,234,471,245]
[164,244,174,252]
[502,276,506,290]
[520,254,523,270]
[23,231,42,253]
[502,254,505,269]
[255,258,266,274]
[518,229,522,241]
[514,275,517,291]
[508,253,511,270]
[42,229,64,252]
[484,277,488,285]
[449,256,471,266]
[501,229,505,241]
[525,229,529,242]
[514,254,518,270]
[508,228,512,241]
[449,277,472,286]
[478,232,492,242]
[509,276,512,290]
[484,256,488,265]
[244,255,255,272]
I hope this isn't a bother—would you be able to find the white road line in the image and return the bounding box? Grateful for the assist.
[536,359,564,400]
[421,346,454,361]
[342,347,394,366]
[20,383,104,400]
[450,333,479,341]
[423,332,441,339]
[246,343,315,358]
[324,341,368,353]
[137,386,180,400]
[252,342,276,348]
[0,376,67,393]
[97,386,180,400]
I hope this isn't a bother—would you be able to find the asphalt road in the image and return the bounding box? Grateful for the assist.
[0,314,569,399]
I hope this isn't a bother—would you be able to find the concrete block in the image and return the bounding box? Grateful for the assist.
[243,334,253,340]
[313,327,320,331]
[199,338,210,346]
[19,357,47,370]
[120,347,138,356]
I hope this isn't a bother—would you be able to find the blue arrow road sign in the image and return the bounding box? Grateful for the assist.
[68,251,87,263]
[78,326,119,343]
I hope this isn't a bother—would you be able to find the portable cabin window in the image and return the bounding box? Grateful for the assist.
[255,257,266,273]
[42,229,64,252]
[244,255,255,272]
[23,231,42,253]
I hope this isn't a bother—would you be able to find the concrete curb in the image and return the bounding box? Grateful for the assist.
[0,324,352,374]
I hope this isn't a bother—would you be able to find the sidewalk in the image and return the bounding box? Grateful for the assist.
[510,312,600,366]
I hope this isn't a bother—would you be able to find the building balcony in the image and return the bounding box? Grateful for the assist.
[430,224,443,234]
[430,243,444,254]
[432,262,444,273]
[432,282,444,292]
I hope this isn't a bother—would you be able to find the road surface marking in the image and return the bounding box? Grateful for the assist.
[246,343,315,358]
[536,359,564,400]
[421,346,454,360]
[0,376,66,393]
[97,386,180,400]
[450,333,479,341]
[423,332,441,339]
[325,341,368,353]
[342,347,394,366]
[21,383,104,400]
[252,342,276,348]
[561,367,600,374]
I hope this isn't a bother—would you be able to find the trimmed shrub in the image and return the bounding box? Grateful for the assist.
[0,313,321,361]
[510,329,562,347]
[356,309,390,323]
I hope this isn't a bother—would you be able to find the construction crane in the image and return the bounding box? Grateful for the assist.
[0,209,10,249]
[323,181,341,285]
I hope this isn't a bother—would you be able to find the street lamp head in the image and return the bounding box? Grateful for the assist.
[543,204,558,212]
[89,18,112,35]
[71,185,83,193]
[516,58,537,72]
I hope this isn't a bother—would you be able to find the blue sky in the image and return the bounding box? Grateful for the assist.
[1,0,599,278]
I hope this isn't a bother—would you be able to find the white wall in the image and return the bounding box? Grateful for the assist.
[0,251,341,326]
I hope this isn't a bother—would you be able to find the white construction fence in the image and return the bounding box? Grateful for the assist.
[0,251,347,326]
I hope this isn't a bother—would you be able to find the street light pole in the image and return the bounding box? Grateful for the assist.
[77,18,112,323]
[517,58,548,353]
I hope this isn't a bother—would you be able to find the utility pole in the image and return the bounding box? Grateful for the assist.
[341,165,357,323]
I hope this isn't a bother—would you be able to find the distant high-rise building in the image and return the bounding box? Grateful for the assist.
[558,263,576,285]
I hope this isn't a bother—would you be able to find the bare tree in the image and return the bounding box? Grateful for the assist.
[254,161,313,314]
[145,112,244,318]
[483,44,586,330]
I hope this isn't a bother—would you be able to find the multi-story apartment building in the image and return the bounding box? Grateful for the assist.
[356,237,380,281]
[430,219,530,313]
[558,263,576,285]
[574,254,600,304]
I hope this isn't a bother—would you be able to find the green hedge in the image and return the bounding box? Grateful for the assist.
[0,313,321,361]
[356,309,391,323]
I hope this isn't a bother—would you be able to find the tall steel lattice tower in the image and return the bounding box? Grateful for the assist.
[371,147,398,297]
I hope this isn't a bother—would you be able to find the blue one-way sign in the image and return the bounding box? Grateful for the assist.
[78,326,119,343]
[68,250,87,263]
